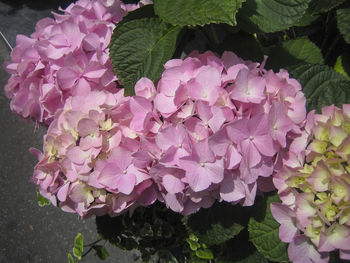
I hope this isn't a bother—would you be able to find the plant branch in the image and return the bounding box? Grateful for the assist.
[84,238,102,248]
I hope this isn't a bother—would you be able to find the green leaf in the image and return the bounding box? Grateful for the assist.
[289,63,350,112]
[109,17,182,95]
[248,193,289,262]
[195,248,214,260]
[116,5,156,28]
[308,0,346,14]
[339,52,350,77]
[36,190,51,207]
[153,0,244,27]
[294,13,320,27]
[335,56,350,79]
[237,0,311,33]
[186,202,247,246]
[266,38,324,71]
[73,233,84,260]
[68,253,75,263]
[215,229,268,263]
[186,238,200,251]
[92,245,109,260]
[337,8,350,45]
[188,233,199,242]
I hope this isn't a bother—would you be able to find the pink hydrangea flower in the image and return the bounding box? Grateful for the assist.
[4,0,141,125]
[135,51,307,214]
[31,90,159,218]
[29,47,307,217]
[271,104,350,262]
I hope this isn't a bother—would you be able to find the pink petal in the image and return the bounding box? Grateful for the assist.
[98,163,122,189]
[226,119,249,144]
[226,145,242,169]
[187,66,221,105]
[134,77,156,99]
[208,106,226,132]
[57,67,79,89]
[84,63,107,78]
[57,183,70,202]
[253,135,276,157]
[154,93,177,115]
[77,118,99,137]
[288,235,329,263]
[186,168,211,192]
[116,173,136,195]
[231,68,265,103]
[163,174,185,194]
[208,128,230,156]
[241,140,261,168]
[66,147,87,165]
[163,193,183,213]
[220,171,245,202]
[270,203,298,242]
[205,160,224,184]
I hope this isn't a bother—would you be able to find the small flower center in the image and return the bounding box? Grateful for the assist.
[200,162,205,167]
[122,170,127,174]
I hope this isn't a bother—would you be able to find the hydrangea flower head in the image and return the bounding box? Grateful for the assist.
[3,0,147,125]
[135,51,307,214]
[271,104,350,262]
[31,89,159,218]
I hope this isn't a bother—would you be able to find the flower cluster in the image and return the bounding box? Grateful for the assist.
[31,89,158,218]
[134,51,307,214]
[3,0,143,125]
[31,50,307,218]
[271,105,350,263]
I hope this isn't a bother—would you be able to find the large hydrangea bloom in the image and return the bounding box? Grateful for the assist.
[134,51,307,215]
[31,89,159,218]
[271,105,350,263]
[3,0,146,125]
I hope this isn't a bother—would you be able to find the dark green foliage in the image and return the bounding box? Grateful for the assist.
[237,0,311,33]
[219,31,264,62]
[308,0,347,14]
[92,246,109,260]
[109,6,182,95]
[96,202,188,262]
[248,193,289,262]
[36,190,50,207]
[186,202,248,246]
[153,0,244,27]
[215,229,268,263]
[337,8,350,45]
[266,38,324,71]
[289,63,350,112]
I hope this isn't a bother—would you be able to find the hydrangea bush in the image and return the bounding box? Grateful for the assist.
[3,0,350,262]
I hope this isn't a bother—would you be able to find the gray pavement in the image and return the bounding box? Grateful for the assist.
[0,1,137,262]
